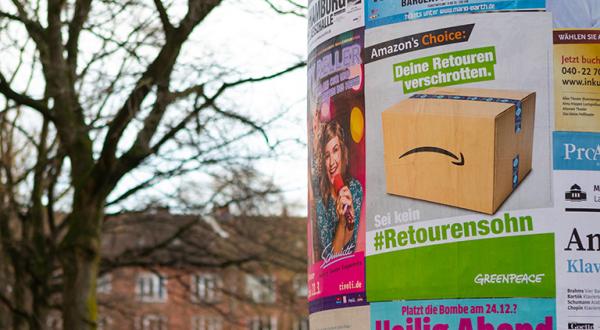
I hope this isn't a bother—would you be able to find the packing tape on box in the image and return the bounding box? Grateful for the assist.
[410,93,523,133]
[513,155,520,189]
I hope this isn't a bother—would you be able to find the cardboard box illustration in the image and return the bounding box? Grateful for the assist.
[381,87,536,214]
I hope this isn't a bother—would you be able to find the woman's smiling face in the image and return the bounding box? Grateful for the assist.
[324,136,342,186]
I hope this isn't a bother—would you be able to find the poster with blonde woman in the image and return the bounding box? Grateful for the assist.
[307,28,367,313]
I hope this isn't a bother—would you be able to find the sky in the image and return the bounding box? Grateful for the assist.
[162,0,310,215]
[121,0,311,215]
[0,0,310,216]
[212,1,309,215]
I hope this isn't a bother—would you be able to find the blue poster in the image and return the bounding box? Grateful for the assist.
[553,132,600,171]
[371,298,556,330]
[366,0,545,28]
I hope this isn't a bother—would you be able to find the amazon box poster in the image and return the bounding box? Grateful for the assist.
[364,12,556,301]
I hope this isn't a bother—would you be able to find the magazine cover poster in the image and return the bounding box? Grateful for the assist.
[307,27,367,312]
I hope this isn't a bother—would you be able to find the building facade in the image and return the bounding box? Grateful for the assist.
[46,211,309,330]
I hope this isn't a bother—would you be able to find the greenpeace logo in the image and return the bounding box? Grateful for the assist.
[474,273,545,286]
[568,322,594,329]
[564,143,600,161]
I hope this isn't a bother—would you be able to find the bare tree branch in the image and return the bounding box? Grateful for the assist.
[264,0,306,17]
[153,0,174,35]
[66,0,93,72]
[96,1,221,185]
[0,0,307,327]
[215,61,306,98]
[3,1,45,43]
[0,73,52,119]
[0,10,23,22]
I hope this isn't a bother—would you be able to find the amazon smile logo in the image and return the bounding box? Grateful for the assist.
[399,146,465,166]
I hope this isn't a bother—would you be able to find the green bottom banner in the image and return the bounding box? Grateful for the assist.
[366,234,555,301]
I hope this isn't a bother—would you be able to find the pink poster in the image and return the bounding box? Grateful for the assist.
[307,28,367,313]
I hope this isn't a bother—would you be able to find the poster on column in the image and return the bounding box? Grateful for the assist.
[307,27,367,313]
[550,0,600,132]
[363,12,557,301]
[365,0,545,28]
[308,0,364,52]
[371,298,556,330]
[548,1,600,328]
[552,145,600,330]
[553,210,600,330]
[310,305,371,330]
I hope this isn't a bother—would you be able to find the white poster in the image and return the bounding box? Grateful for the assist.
[308,0,365,52]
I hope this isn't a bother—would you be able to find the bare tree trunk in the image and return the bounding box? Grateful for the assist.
[60,200,103,330]
[62,249,99,330]
[31,303,47,330]
[12,269,30,330]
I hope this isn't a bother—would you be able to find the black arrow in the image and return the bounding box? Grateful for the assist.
[399,146,465,166]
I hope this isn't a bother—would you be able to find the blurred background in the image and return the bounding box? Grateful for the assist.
[0,0,308,329]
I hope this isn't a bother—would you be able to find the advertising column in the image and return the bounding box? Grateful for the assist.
[550,1,600,329]
[306,0,600,329]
